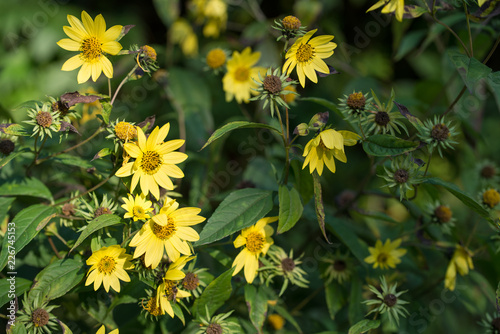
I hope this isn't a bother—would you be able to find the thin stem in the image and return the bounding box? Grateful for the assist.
[291,286,324,314]
[284,107,291,184]
[483,36,500,64]
[443,86,467,116]
[36,127,104,164]
[108,77,112,98]
[47,236,62,259]
[431,0,471,57]
[358,114,367,140]
[463,1,473,57]
[110,64,138,106]
[424,151,433,177]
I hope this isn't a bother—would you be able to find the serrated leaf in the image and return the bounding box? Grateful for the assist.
[192,267,234,319]
[28,258,85,303]
[70,214,123,252]
[278,185,303,234]
[362,134,418,156]
[0,205,58,271]
[195,188,273,246]
[423,177,493,224]
[200,121,280,151]
[0,277,31,308]
[244,285,268,332]
[348,319,381,334]
[0,177,53,201]
[326,280,345,320]
[312,172,330,243]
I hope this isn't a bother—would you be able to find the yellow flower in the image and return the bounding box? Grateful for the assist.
[367,0,405,22]
[222,47,266,103]
[121,193,154,221]
[302,129,360,175]
[115,123,187,200]
[206,48,227,70]
[444,245,474,291]
[364,238,407,269]
[232,217,277,283]
[170,19,198,57]
[57,11,123,84]
[85,245,134,293]
[268,314,285,330]
[129,198,205,269]
[96,325,118,334]
[157,256,192,317]
[202,0,227,37]
[282,29,337,88]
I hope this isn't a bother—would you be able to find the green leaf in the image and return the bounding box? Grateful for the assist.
[99,101,112,124]
[70,214,123,252]
[92,148,113,161]
[327,218,368,266]
[192,267,234,319]
[1,151,25,168]
[487,72,500,110]
[10,323,27,334]
[326,280,345,320]
[0,205,58,271]
[0,177,53,201]
[195,188,273,246]
[362,134,418,156]
[348,277,363,325]
[172,303,186,325]
[448,49,492,92]
[0,123,28,136]
[273,304,303,333]
[348,319,381,334]
[53,153,93,169]
[207,249,233,267]
[153,0,179,27]
[56,320,74,334]
[312,172,330,243]
[200,121,280,151]
[423,178,493,224]
[278,185,303,234]
[244,285,268,332]
[0,277,31,308]
[395,30,426,61]
[29,258,85,303]
[0,197,15,223]
[291,160,314,204]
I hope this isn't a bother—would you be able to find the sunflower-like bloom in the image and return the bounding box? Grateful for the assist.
[444,245,474,291]
[367,0,405,22]
[121,193,154,221]
[130,198,205,269]
[57,11,123,83]
[282,29,337,88]
[232,217,277,284]
[302,129,360,175]
[157,256,192,317]
[115,123,187,200]
[96,325,119,334]
[222,47,266,103]
[85,245,134,293]
[364,238,407,270]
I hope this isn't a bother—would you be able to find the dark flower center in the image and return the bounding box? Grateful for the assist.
[0,139,15,155]
[431,123,450,142]
[394,169,409,184]
[384,293,397,307]
[481,165,496,179]
[263,75,282,95]
[182,272,200,291]
[434,205,452,223]
[374,111,390,126]
[333,260,346,272]
[32,308,50,327]
[491,317,500,331]
[347,92,366,111]
[281,258,296,272]
[206,323,223,334]
[36,111,53,128]
[94,207,112,218]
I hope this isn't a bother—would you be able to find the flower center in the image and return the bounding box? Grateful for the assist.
[492,317,500,331]
[143,296,161,317]
[263,75,282,95]
[281,258,296,272]
[206,48,226,69]
[481,165,496,179]
[394,169,409,184]
[383,293,397,307]
[374,111,390,126]
[431,123,450,142]
[161,279,178,300]
[434,205,452,223]
[347,92,366,111]
[152,218,176,240]
[483,189,500,208]
[32,308,50,327]
[234,67,250,82]
[296,43,314,63]
[246,231,265,253]
[94,207,112,218]
[206,323,223,334]
[81,37,102,61]
[133,206,146,218]
[182,272,200,291]
[36,111,53,128]
[376,253,388,265]
[0,139,15,155]
[62,203,76,216]
[114,122,137,141]
[141,151,163,174]
[333,260,346,271]
[97,255,116,274]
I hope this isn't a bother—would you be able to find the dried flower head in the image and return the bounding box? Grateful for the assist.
[417,116,458,157]
[24,102,61,140]
[379,155,423,201]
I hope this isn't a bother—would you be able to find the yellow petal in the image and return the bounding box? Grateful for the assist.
[61,55,84,71]
[77,62,92,84]
[104,25,123,42]
[102,41,123,55]
[57,38,81,51]
[94,14,106,36]
[81,11,95,36]
[101,56,113,78]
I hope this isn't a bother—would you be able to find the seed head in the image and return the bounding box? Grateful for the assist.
[182,272,200,291]
[383,293,397,307]
[36,111,53,128]
[114,122,137,141]
[281,257,296,272]
[434,205,452,223]
[263,75,282,95]
[431,123,450,142]
[206,48,226,69]
[206,323,223,334]
[94,207,112,218]
[282,16,301,30]
[375,111,390,126]
[483,189,500,208]
[347,92,366,111]
[394,169,409,184]
[62,203,76,216]
[141,45,157,61]
[32,308,50,327]
[480,165,496,179]
[0,139,15,155]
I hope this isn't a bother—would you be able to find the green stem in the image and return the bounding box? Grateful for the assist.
[431,0,471,57]
[110,64,139,106]
[108,77,112,99]
[463,1,473,57]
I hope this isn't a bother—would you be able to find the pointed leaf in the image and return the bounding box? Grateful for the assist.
[0,178,53,201]
[312,172,330,243]
[244,285,268,332]
[195,188,273,246]
[348,319,381,334]
[0,277,31,308]
[192,267,234,319]
[362,134,418,156]
[70,214,124,252]
[278,185,303,234]
[326,280,345,320]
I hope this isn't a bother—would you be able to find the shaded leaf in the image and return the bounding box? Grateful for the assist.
[0,277,31,308]
[192,268,234,319]
[394,101,423,127]
[274,304,303,333]
[362,134,419,156]
[448,49,492,93]
[0,205,57,272]
[118,25,135,41]
[327,218,368,266]
[278,185,303,234]
[348,319,381,334]
[348,277,363,325]
[326,280,345,320]
[244,285,268,332]
[0,178,53,201]
[29,259,85,303]
[70,214,123,252]
[195,188,273,246]
[137,115,156,132]
[200,121,280,151]
[313,172,330,243]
